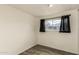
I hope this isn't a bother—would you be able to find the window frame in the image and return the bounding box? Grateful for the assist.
[45,17,61,32]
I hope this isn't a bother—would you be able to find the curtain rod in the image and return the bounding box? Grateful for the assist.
[41,14,71,20]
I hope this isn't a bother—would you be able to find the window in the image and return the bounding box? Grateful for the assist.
[45,18,61,31]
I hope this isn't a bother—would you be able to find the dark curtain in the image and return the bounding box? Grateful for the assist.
[40,19,45,32]
[60,15,71,33]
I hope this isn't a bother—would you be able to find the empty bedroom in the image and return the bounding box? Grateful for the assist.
[0,4,79,55]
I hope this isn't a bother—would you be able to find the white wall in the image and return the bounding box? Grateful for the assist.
[37,9,79,54]
[78,10,79,53]
[0,5,37,54]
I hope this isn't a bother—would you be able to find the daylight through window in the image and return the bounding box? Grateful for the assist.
[45,18,61,31]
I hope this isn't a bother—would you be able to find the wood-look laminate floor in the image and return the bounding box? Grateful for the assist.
[19,45,76,55]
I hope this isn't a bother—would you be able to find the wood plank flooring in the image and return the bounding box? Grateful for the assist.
[19,45,76,55]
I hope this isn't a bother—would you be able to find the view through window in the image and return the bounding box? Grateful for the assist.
[45,18,61,31]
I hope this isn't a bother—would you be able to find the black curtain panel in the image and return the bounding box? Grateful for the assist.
[60,15,71,33]
[40,19,45,32]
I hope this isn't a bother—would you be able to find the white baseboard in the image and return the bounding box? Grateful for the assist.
[0,52,18,55]
[17,44,37,55]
